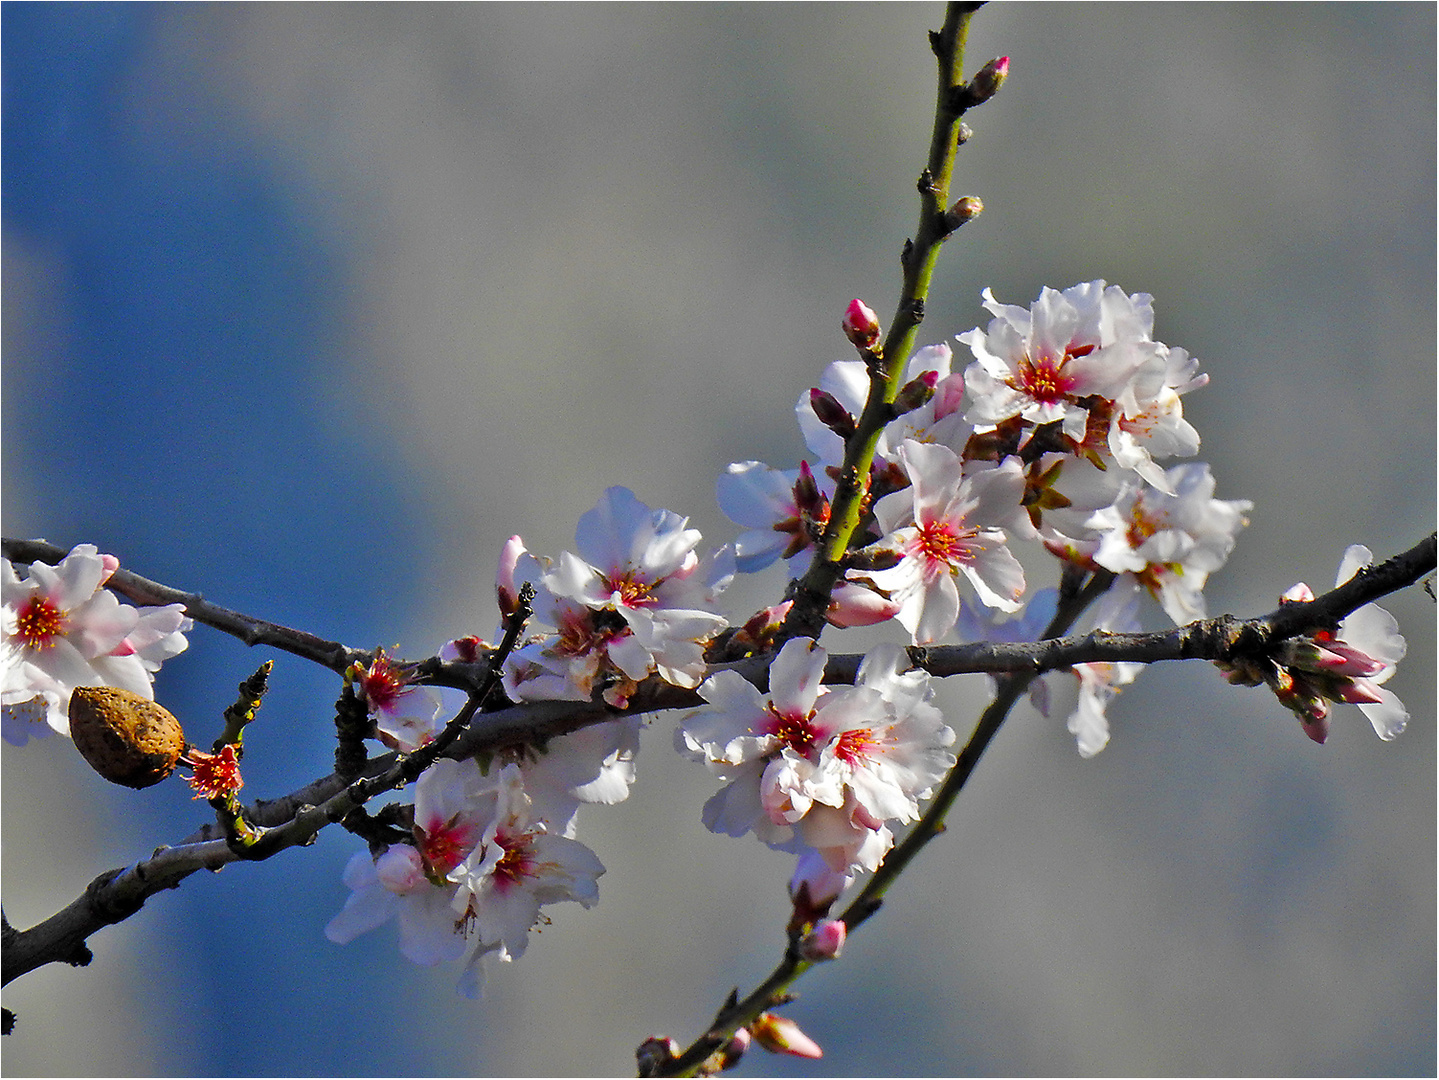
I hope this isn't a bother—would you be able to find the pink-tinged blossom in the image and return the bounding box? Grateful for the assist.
[1252,546,1409,743]
[798,344,964,467]
[717,461,833,574]
[678,637,954,874]
[325,845,472,969]
[864,440,1029,644]
[449,763,606,966]
[2,544,190,745]
[958,281,1164,444]
[510,489,730,706]
[1083,462,1251,625]
[358,651,443,753]
[1106,343,1208,493]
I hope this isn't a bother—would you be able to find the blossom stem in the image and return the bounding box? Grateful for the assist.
[782,1,987,640]
[1,537,368,674]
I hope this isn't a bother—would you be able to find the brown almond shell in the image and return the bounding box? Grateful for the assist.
[68,686,186,789]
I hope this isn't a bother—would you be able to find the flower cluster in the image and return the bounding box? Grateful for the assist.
[715,282,1248,757]
[2,543,191,746]
[1218,545,1409,744]
[677,636,955,876]
[501,486,732,708]
[325,731,633,996]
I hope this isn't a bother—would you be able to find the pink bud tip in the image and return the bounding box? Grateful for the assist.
[799,918,847,961]
[842,298,881,349]
[752,1013,823,1060]
[497,535,526,616]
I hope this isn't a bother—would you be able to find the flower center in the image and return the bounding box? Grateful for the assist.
[606,572,656,608]
[1014,343,1090,405]
[360,655,408,711]
[763,702,819,755]
[1125,502,1162,549]
[491,828,538,890]
[833,726,881,766]
[417,814,479,876]
[915,522,976,569]
[14,595,67,649]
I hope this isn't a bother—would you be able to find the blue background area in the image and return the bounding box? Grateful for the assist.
[3,4,1434,1077]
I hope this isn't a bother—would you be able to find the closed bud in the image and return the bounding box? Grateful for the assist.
[799,918,847,961]
[968,55,1009,104]
[751,1012,823,1060]
[943,195,984,232]
[496,535,526,616]
[842,298,882,350]
[809,388,857,441]
[892,369,939,415]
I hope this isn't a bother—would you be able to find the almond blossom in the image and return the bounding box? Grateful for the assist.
[958,280,1165,445]
[2,543,190,744]
[677,637,954,874]
[1221,545,1409,744]
[1082,462,1252,625]
[863,440,1030,644]
[504,489,731,707]
[448,763,606,966]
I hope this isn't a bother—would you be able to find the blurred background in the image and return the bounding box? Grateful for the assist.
[2,3,1433,1075]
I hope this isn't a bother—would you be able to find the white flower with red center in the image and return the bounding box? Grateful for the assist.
[507,490,730,705]
[448,763,605,964]
[326,758,500,992]
[357,651,443,752]
[958,281,1164,444]
[2,543,190,744]
[678,637,955,874]
[1084,462,1251,625]
[863,440,1029,644]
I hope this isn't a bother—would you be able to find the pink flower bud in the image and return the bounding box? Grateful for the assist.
[932,372,966,420]
[842,298,881,349]
[943,195,984,232]
[892,369,939,416]
[751,1012,823,1060]
[1300,713,1330,745]
[970,55,1009,102]
[98,552,121,584]
[799,918,847,961]
[809,388,857,440]
[827,581,901,628]
[496,535,525,616]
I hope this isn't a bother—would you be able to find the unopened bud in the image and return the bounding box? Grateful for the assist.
[943,195,984,233]
[799,918,847,961]
[496,535,526,616]
[892,369,939,415]
[809,388,857,441]
[969,55,1009,104]
[842,298,882,350]
[827,581,902,629]
[751,1012,823,1060]
[718,1028,751,1071]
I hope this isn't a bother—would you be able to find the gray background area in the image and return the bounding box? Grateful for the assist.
[3,4,1434,1075]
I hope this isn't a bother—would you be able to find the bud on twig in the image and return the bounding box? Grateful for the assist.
[949,55,1010,112]
[942,195,984,233]
[842,298,882,350]
[892,369,939,416]
[809,388,858,441]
